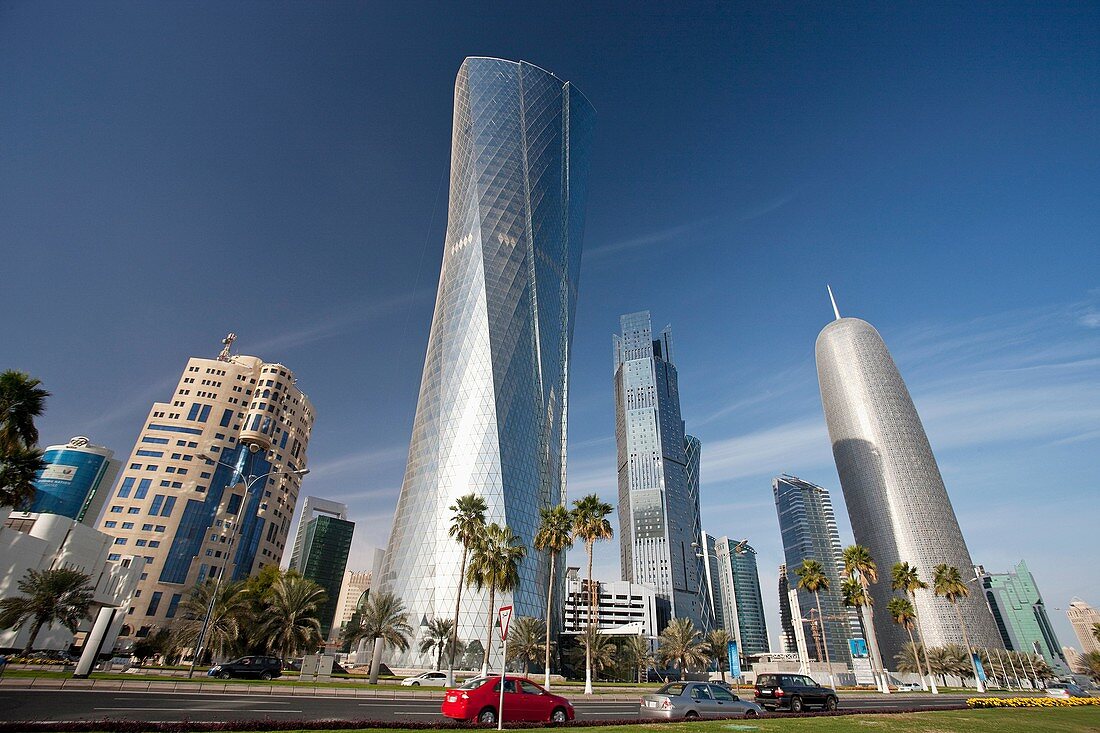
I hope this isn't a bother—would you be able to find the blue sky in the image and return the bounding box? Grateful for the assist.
[3,2,1097,650]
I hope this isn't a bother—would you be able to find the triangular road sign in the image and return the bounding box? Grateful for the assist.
[498,605,514,641]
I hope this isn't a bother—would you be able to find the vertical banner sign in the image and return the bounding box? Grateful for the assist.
[973,654,987,682]
[727,641,741,678]
[849,638,875,685]
[497,605,513,731]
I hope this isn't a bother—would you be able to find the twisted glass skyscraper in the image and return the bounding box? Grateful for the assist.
[380,58,595,667]
[816,312,1003,663]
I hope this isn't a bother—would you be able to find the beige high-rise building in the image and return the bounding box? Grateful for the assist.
[332,570,372,642]
[1067,599,1100,654]
[98,334,314,647]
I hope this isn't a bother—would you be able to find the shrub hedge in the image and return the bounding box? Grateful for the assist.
[967,697,1100,708]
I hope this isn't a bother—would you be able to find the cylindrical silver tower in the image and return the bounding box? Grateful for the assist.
[816,317,1003,665]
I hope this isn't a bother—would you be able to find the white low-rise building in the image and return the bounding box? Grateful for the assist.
[0,508,144,653]
[562,567,667,637]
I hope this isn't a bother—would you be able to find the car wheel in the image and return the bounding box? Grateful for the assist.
[412,681,420,686]
[550,707,568,723]
[685,711,699,719]
[744,709,758,718]
[824,696,838,711]
[218,672,231,680]
[478,708,497,724]
[790,696,804,713]
[260,671,273,681]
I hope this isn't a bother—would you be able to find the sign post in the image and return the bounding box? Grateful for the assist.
[497,605,513,731]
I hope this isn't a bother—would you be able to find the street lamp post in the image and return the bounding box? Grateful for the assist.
[185,447,308,679]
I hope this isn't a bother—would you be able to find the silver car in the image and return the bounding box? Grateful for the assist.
[640,681,764,719]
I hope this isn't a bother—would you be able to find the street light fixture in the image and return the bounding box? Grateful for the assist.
[184,446,309,678]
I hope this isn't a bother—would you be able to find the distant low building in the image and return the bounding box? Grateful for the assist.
[0,509,143,653]
[562,567,667,638]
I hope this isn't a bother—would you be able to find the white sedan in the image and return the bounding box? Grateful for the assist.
[401,671,449,686]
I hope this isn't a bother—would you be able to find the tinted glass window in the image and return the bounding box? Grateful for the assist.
[711,685,736,701]
[660,683,687,696]
[458,677,487,690]
[492,679,518,693]
[690,684,712,700]
[757,675,775,686]
[520,681,543,695]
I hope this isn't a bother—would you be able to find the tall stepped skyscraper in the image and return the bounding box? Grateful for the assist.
[615,311,708,631]
[287,497,354,640]
[379,58,595,667]
[815,294,1003,662]
[98,334,313,645]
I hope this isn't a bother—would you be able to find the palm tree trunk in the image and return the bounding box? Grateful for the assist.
[584,540,594,696]
[481,585,495,677]
[860,578,888,693]
[23,618,45,655]
[368,635,384,684]
[815,591,834,688]
[447,544,469,684]
[544,551,556,690]
[952,600,985,693]
[909,591,937,693]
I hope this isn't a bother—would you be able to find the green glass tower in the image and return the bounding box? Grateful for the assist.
[289,497,355,640]
[980,560,1069,675]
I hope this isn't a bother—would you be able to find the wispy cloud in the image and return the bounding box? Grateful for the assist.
[306,444,408,481]
[247,289,432,356]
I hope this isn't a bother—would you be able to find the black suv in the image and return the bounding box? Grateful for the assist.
[208,655,283,680]
[754,673,837,712]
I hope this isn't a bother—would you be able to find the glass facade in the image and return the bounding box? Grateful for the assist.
[711,537,770,656]
[773,475,857,666]
[29,438,118,524]
[294,514,355,639]
[379,58,595,667]
[777,563,798,654]
[816,317,1004,661]
[981,561,1069,674]
[615,312,708,631]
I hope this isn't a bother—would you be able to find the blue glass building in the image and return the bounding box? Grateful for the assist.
[379,58,595,668]
[29,437,119,524]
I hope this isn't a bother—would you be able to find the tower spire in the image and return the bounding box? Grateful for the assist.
[827,285,841,320]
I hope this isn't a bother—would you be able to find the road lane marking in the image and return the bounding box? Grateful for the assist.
[93,707,303,713]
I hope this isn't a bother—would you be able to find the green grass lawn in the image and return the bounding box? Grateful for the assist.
[250,708,1099,733]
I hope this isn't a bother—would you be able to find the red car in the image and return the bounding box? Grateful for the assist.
[441,675,575,724]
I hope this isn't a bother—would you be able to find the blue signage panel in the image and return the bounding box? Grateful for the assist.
[849,638,869,658]
[973,653,987,682]
[727,641,741,678]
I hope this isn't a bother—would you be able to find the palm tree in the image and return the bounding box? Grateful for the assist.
[1092,622,1100,646]
[466,522,526,676]
[657,617,708,673]
[891,562,937,693]
[260,573,326,662]
[1080,650,1100,683]
[894,641,924,675]
[0,568,94,654]
[0,371,49,509]
[0,371,49,453]
[794,559,833,683]
[704,628,733,682]
[505,616,545,673]
[0,444,45,510]
[533,504,573,688]
[886,596,922,688]
[418,618,455,671]
[843,544,887,693]
[172,579,252,663]
[932,564,984,692]
[445,493,487,683]
[571,493,613,695]
[623,634,654,684]
[566,626,617,678]
[354,590,413,684]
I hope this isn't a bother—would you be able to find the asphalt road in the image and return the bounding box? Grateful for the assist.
[1,689,970,724]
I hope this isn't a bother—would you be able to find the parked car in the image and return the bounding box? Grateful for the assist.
[402,671,449,686]
[896,683,921,692]
[640,681,763,719]
[1046,682,1090,698]
[441,675,574,724]
[754,673,838,712]
[208,655,283,680]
